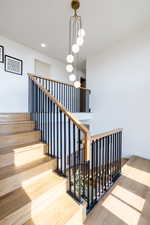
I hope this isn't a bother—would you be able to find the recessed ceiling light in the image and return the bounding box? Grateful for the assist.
[41,43,46,48]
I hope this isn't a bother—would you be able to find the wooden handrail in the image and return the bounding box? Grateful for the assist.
[28,73,91,92]
[29,74,91,160]
[91,128,123,142]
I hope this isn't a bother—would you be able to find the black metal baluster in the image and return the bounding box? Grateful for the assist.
[116,133,119,176]
[72,86,73,112]
[56,106,59,170]
[36,86,39,130]
[78,129,81,200]
[65,85,67,109]
[45,81,48,144]
[50,99,53,156]
[41,90,43,140]
[107,136,110,187]
[74,87,76,112]
[110,135,112,184]
[42,79,44,141]
[95,140,98,201]
[120,132,122,174]
[43,92,46,143]
[60,111,63,173]
[105,137,108,191]
[91,141,94,205]
[56,82,58,101]
[69,85,71,111]
[99,139,101,198]
[53,103,56,157]
[118,133,120,174]
[75,88,77,112]
[68,119,71,192]
[54,82,56,98]
[59,83,61,104]
[102,138,104,193]
[114,134,117,180]
[64,114,66,176]
[67,85,69,111]
[73,124,76,198]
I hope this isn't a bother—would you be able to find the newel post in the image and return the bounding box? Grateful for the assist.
[84,133,91,161]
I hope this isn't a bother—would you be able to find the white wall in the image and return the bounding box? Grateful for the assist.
[0,35,68,112]
[34,59,51,77]
[87,28,150,159]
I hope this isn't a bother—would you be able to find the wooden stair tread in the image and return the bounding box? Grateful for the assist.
[0,156,53,180]
[0,173,66,221]
[0,113,30,121]
[24,193,82,225]
[0,142,45,154]
[0,120,35,125]
[0,130,40,137]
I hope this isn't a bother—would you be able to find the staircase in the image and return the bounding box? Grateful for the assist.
[0,74,123,225]
[0,113,86,225]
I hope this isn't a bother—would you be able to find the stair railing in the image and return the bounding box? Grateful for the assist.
[28,74,91,201]
[28,74,123,212]
[28,73,91,113]
[86,129,122,211]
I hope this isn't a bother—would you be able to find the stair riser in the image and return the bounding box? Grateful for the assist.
[0,132,41,148]
[0,113,30,122]
[0,145,47,168]
[0,181,67,225]
[0,122,35,135]
[0,160,57,197]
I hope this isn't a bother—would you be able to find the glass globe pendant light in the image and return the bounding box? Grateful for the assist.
[69,73,76,82]
[72,44,80,54]
[76,36,84,46]
[74,80,81,88]
[78,28,86,37]
[66,54,74,63]
[66,64,74,73]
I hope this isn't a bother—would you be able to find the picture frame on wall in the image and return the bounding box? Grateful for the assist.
[5,55,23,75]
[0,45,4,63]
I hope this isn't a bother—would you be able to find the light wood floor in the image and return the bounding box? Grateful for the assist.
[84,156,150,225]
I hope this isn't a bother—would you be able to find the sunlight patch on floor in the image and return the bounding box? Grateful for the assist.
[122,165,150,188]
[111,185,145,212]
[102,194,141,225]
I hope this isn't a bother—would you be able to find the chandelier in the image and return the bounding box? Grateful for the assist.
[66,0,85,88]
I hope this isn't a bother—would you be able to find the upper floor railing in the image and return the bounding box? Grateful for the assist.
[28,74,91,113]
[28,73,122,213]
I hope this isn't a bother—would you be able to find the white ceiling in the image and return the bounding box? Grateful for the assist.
[1,0,150,68]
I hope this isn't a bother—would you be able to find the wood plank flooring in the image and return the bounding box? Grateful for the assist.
[84,156,150,225]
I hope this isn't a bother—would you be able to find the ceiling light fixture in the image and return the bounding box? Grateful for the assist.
[65,0,85,87]
[41,43,46,48]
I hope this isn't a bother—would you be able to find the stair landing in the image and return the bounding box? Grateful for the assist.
[84,156,150,225]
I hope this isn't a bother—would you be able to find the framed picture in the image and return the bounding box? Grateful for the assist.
[5,55,23,75]
[0,45,4,63]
